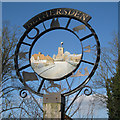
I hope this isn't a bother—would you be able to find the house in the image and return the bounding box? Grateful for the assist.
[31,52,54,63]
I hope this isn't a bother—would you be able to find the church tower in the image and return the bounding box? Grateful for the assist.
[58,42,64,55]
[58,47,64,55]
[56,42,64,60]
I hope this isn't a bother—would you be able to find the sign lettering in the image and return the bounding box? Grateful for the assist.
[23,8,91,29]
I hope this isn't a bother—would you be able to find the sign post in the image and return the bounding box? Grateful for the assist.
[43,93,65,119]
[14,8,100,119]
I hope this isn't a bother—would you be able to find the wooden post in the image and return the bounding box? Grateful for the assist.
[43,93,65,119]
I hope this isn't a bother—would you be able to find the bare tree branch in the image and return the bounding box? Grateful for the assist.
[0,107,32,117]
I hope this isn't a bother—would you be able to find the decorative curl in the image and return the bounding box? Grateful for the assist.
[19,89,27,98]
[83,86,92,96]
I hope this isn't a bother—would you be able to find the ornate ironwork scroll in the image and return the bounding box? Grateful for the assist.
[19,89,28,98]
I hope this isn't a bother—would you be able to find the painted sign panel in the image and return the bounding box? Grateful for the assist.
[30,43,81,79]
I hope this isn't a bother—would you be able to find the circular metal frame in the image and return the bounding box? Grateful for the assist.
[14,8,100,97]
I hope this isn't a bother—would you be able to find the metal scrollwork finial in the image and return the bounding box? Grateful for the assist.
[83,86,92,96]
[19,89,28,98]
